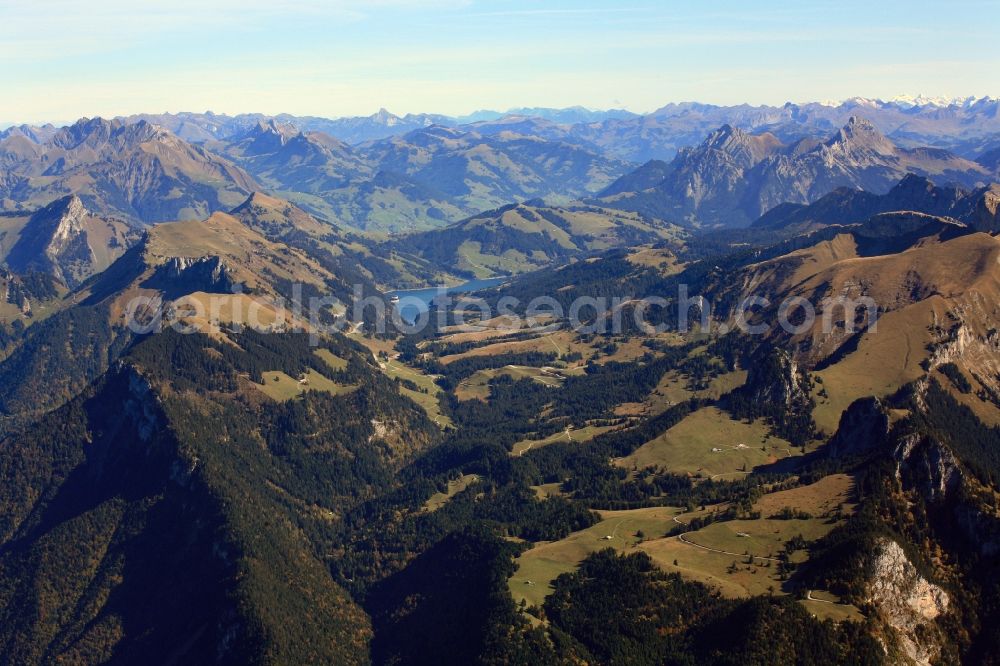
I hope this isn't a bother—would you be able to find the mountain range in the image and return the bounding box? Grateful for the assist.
[0,117,257,223]
[0,117,632,231]
[110,107,639,145]
[596,117,992,227]
[4,97,999,232]
[228,120,629,231]
[90,96,1000,161]
[10,96,996,168]
[567,96,1000,163]
[1,122,1000,660]
[753,174,1000,233]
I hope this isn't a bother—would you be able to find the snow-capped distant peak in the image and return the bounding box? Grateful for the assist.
[842,96,880,108]
[824,94,994,110]
[887,94,977,108]
[820,94,993,109]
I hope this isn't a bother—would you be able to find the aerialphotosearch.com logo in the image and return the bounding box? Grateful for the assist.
[122,284,879,344]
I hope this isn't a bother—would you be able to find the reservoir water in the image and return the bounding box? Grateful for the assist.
[388,277,506,325]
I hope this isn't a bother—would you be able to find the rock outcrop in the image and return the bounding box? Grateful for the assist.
[865,537,950,666]
[143,256,239,297]
[826,397,891,458]
[894,434,963,503]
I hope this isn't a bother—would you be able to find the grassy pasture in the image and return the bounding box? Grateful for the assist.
[625,247,682,275]
[422,474,480,512]
[172,293,288,341]
[614,369,747,418]
[381,357,453,429]
[346,329,397,357]
[589,336,657,365]
[314,348,348,372]
[455,240,541,277]
[438,330,590,365]
[800,597,864,623]
[509,506,683,608]
[639,514,860,621]
[675,518,831,561]
[811,300,938,435]
[530,483,564,500]
[509,477,862,621]
[753,474,856,518]
[434,325,534,346]
[511,424,621,456]
[455,365,566,401]
[614,406,798,477]
[255,369,356,402]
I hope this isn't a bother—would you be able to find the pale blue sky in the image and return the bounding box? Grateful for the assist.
[1,0,997,124]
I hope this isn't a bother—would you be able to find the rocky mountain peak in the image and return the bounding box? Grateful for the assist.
[882,173,968,217]
[116,119,167,145]
[252,118,284,136]
[157,255,237,290]
[1,117,257,224]
[34,194,88,241]
[51,194,87,239]
[229,191,338,240]
[52,116,120,150]
[699,123,783,165]
[242,191,277,207]
[242,119,296,152]
[0,123,58,144]
[6,195,94,286]
[103,121,168,156]
[865,536,950,664]
[3,194,140,288]
[890,173,936,195]
[826,397,890,458]
[374,108,400,126]
[825,115,895,155]
[50,117,172,154]
[704,123,746,149]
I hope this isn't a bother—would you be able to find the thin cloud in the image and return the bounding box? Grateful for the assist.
[469,7,647,17]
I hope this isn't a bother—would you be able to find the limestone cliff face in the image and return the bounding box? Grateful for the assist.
[894,433,963,503]
[893,422,1000,557]
[923,321,1000,408]
[745,348,812,409]
[5,195,138,287]
[967,184,1000,232]
[7,195,94,286]
[143,255,239,297]
[864,537,950,666]
[826,397,890,458]
[0,269,35,316]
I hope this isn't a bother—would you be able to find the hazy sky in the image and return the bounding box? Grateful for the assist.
[2,0,997,124]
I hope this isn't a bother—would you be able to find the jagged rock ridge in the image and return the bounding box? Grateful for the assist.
[598,118,990,227]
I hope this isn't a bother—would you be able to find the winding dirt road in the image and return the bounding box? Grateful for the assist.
[675,533,782,562]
